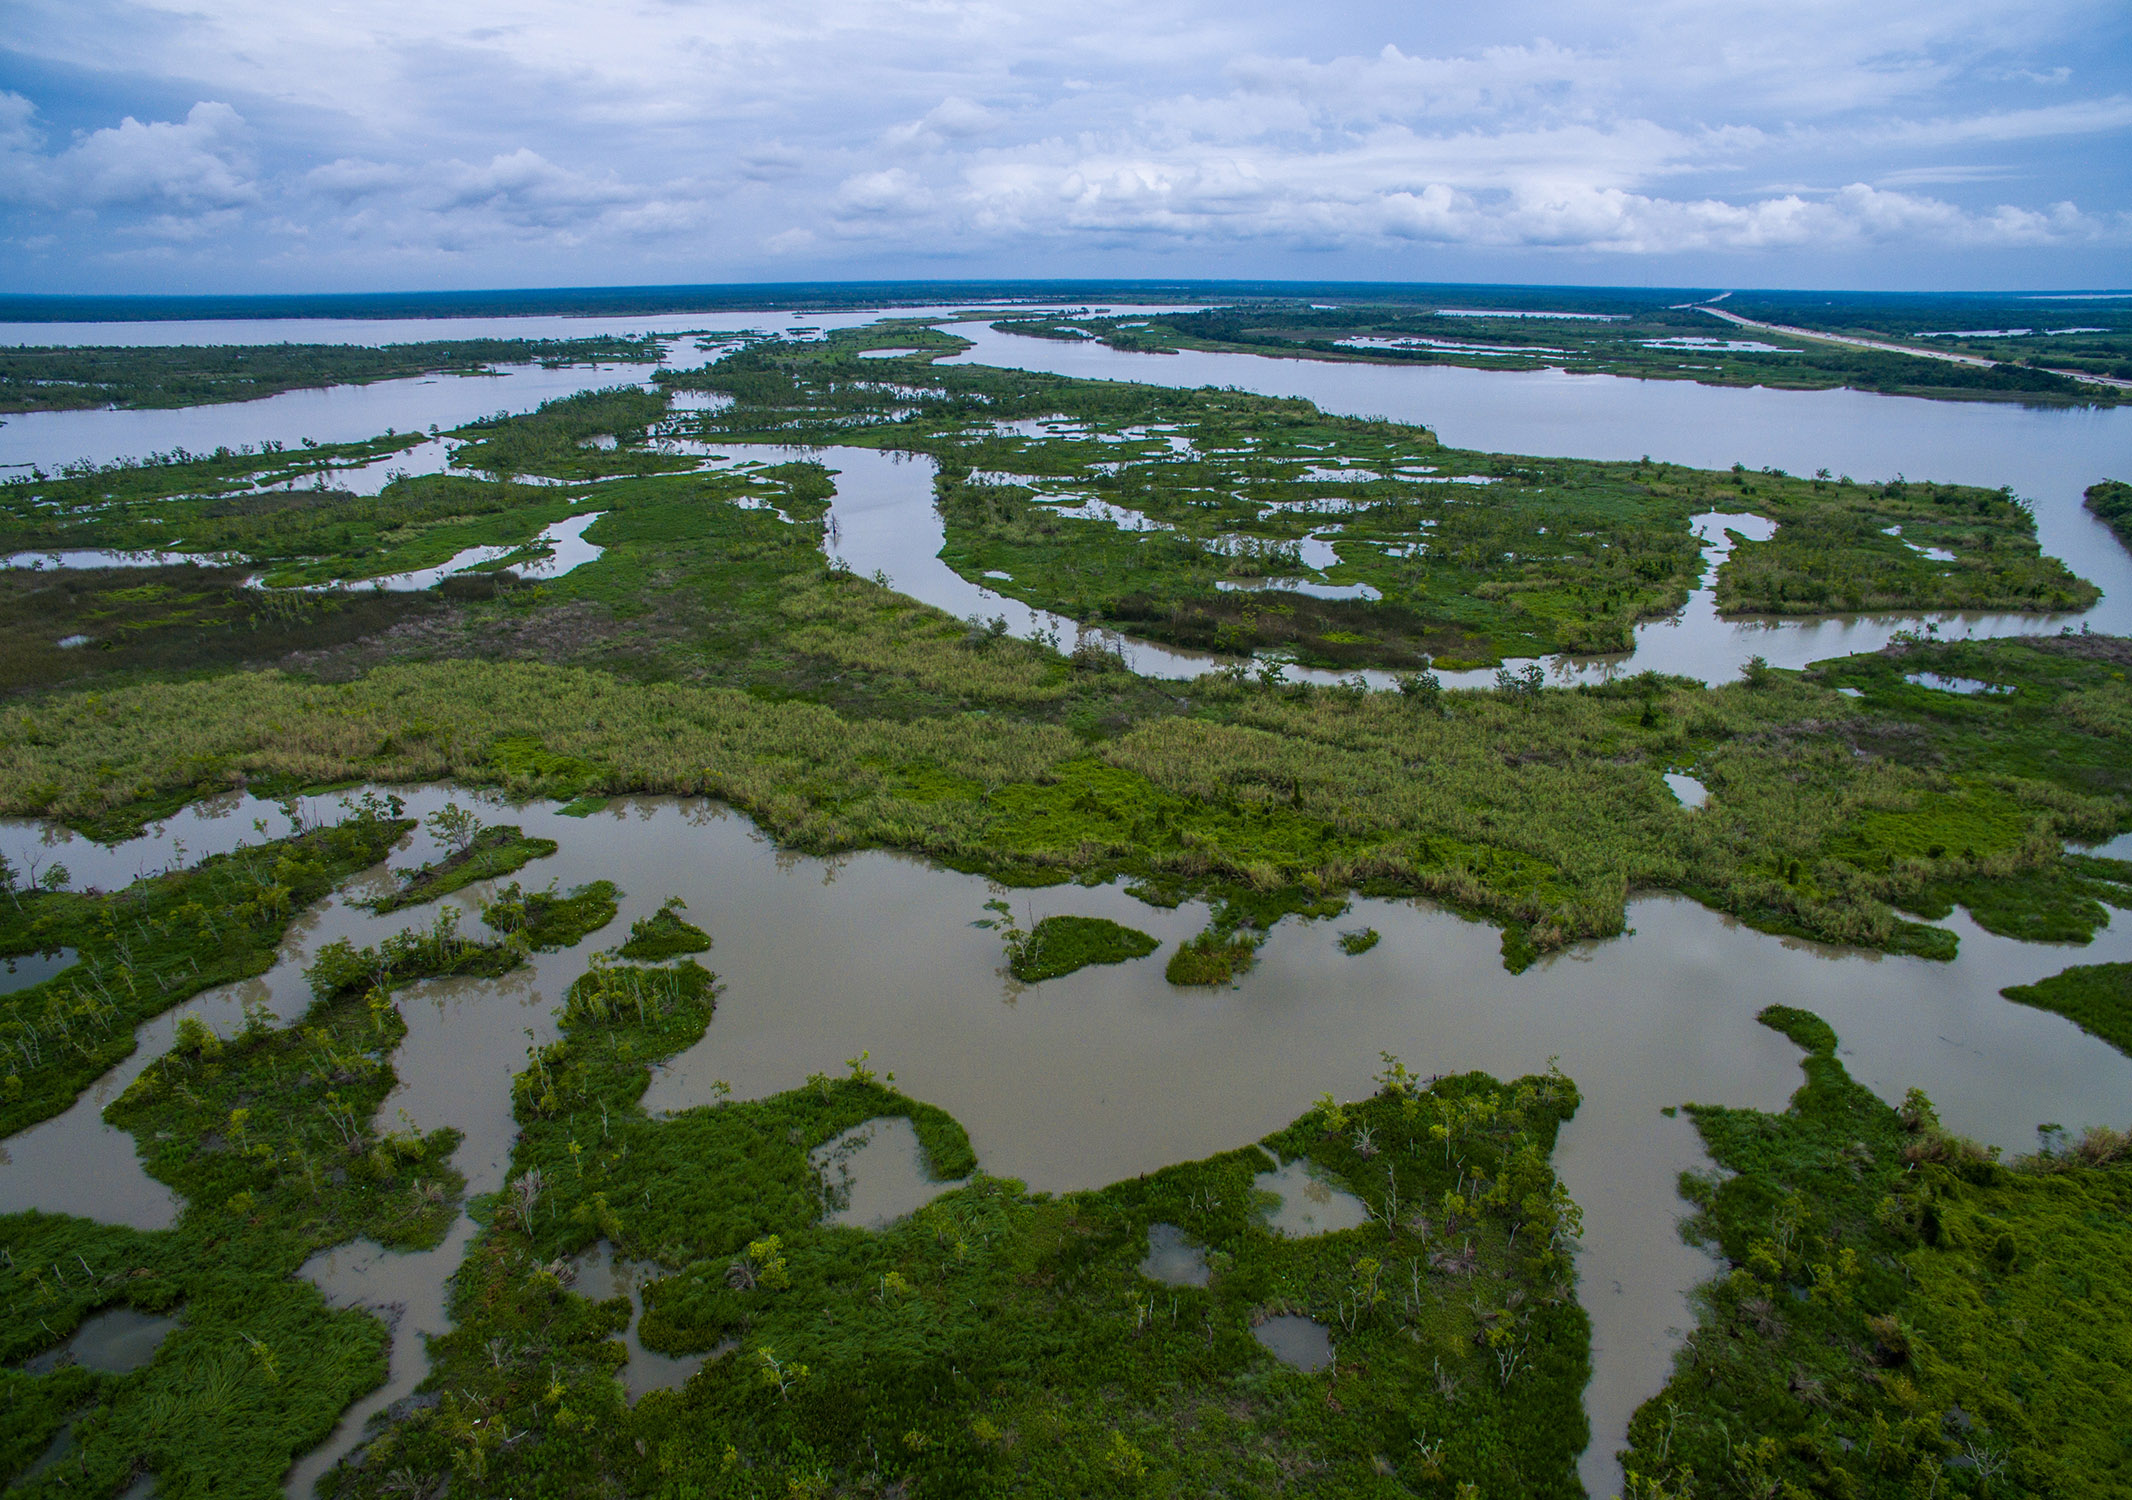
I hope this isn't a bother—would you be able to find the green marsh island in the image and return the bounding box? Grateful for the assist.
[0,294,2127,1500]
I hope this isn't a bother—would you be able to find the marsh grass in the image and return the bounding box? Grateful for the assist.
[615,899,710,961]
[0,805,412,1136]
[0,900,505,1496]
[1619,1006,2132,1499]
[1999,961,2132,1055]
[364,824,559,914]
[0,634,2123,970]
[1008,914,1158,982]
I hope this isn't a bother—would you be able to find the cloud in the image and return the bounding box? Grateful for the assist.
[835,166,932,217]
[0,0,2127,281]
[883,96,1001,151]
[0,96,257,217]
[63,101,257,210]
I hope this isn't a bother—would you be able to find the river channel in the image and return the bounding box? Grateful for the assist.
[0,785,2126,1496]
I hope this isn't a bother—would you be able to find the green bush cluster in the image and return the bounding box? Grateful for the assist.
[0,802,412,1136]
[1620,1006,2132,1499]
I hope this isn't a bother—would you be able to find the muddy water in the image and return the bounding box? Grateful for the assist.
[3,791,2129,1497]
[812,1116,963,1230]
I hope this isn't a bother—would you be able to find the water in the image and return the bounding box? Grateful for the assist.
[1,790,2127,1497]
[1254,1156,1374,1238]
[289,510,607,592]
[941,322,2132,648]
[12,309,2121,691]
[1138,1222,1212,1288]
[0,948,77,994]
[0,305,1192,475]
[19,1304,176,1374]
[1661,773,1709,809]
[1905,672,2014,696]
[811,1116,963,1229]
[809,442,2106,693]
[1252,1314,1334,1372]
[565,1239,720,1399]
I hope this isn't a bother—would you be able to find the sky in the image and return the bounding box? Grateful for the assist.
[1,0,2129,294]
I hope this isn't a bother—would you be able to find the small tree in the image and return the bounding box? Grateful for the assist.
[428,802,481,858]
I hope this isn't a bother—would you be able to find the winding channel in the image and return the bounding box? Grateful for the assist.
[0,788,2126,1495]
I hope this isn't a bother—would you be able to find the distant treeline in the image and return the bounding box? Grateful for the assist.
[0,337,661,413]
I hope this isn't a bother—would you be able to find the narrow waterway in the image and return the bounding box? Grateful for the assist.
[1,789,2124,1496]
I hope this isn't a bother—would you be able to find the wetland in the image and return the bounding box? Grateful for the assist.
[0,293,2126,1499]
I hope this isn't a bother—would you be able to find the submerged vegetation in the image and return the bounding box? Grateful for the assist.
[1620,1006,2132,1499]
[325,952,1592,1499]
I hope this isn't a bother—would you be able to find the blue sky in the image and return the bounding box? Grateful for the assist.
[2,0,2129,293]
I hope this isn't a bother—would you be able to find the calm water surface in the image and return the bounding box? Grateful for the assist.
[0,789,2123,1496]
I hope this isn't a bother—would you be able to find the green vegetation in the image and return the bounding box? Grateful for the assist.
[0,336,661,413]
[0,909,492,1496]
[1008,913,1158,981]
[1908,852,2132,945]
[366,809,558,913]
[1713,474,2094,615]
[0,562,445,697]
[0,800,412,1136]
[615,897,711,960]
[2087,479,2132,552]
[326,955,1591,1499]
[995,299,2126,405]
[0,628,2125,971]
[1166,927,1262,986]
[1338,926,1382,955]
[1619,1006,2132,1499]
[2001,962,2132,1056]
[480,879,622,952]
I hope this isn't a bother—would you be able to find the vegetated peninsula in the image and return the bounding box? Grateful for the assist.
[0,336,665,413]
[2086,479,2132,551]
[1620,1006,2132,1500]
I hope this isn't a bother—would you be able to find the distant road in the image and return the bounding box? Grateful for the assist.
[1696,304,2132,392]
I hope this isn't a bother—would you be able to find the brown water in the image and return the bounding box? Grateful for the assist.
[1138,1223,1212,1288]
[18,1304,176,1375]
[811,1116,964,1230]
[1252,1314,1334,1372]
[3,788,2128,1497]
[564,1239,724,1399]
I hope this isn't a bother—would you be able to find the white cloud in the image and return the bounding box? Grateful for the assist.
[1,0,2127,279]
[63,101,257,210]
